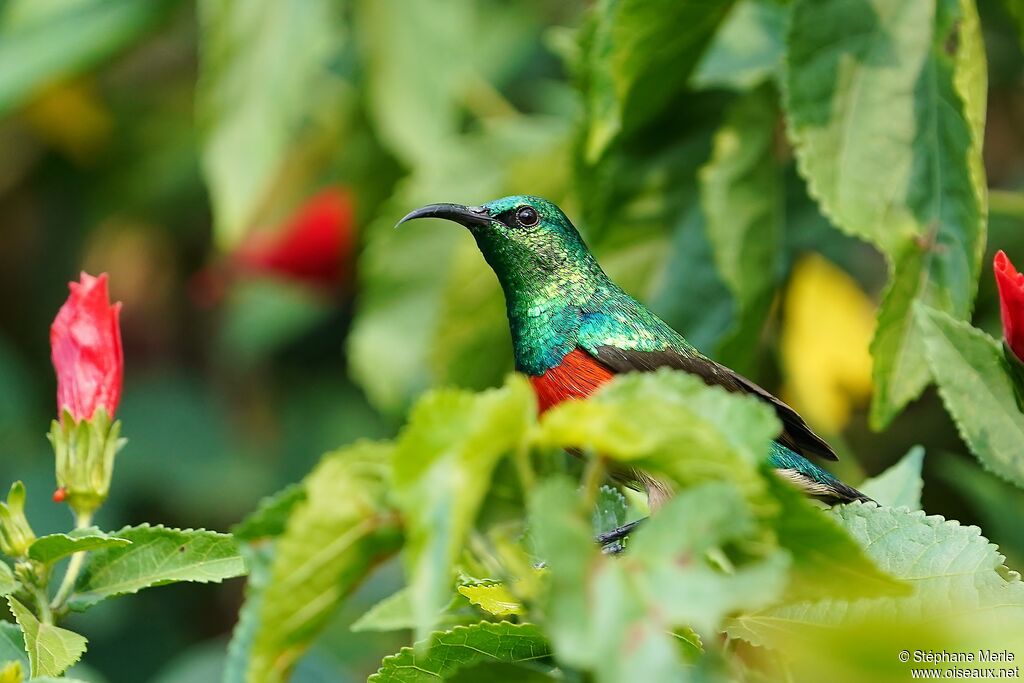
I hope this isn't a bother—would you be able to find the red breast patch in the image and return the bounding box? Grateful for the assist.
[529,348,615,413]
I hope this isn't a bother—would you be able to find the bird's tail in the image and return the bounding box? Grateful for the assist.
[768,442,875,505]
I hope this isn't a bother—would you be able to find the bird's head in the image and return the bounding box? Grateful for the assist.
[397,196,600,293]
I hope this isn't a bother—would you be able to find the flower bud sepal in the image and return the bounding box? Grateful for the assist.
[47,408,126,518]
[0,482,35,559]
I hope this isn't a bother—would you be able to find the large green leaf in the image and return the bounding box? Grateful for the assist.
[859,446,924,509]
[530,478,782,683]
[917,305,1024,488]
[728,504,1024,648]
[28,528,131,566]
[784,0,987,428]
[196,0,346,246]
[223,544,272,683]
[392,376,534,641]
[245,442,401,683]
[698,85,782,370]
[68,525,246,610]
[0,0,173,116]
[692,0,786,91]
[579,0,734,161]
[368,622,552,683]
[350,587,413,633]
[6,598,86,678]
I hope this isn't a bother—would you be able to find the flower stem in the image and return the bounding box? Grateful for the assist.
[32,585,53,625]
[50,511,93,613]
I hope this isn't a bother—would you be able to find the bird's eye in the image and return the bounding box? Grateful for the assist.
[516,206,539,227]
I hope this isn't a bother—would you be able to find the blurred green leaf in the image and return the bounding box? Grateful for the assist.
[692,0,786,91]
[247,442,401,683]
[0,0,173,117]
[368,622,552,683]
[698,85,781,370]
[0,623,27,673]
[28,529,130,566]
[350,587,413,633]
[579,0,734,161]
[0,563,16,597]
[859,446,924,509]
[197,0,347,246]
[230,484,306,542]
[392,376,534,641]
[531,478,783,683]
[6,597,86,678]
[728,504,1024,646]
[68,525,246,610]
[223,544,272,683]
[917,305,1024,488]
[784,0,987,428]
[537,369,779,512]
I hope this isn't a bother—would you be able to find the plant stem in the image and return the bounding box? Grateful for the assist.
[581,451,606,509]
[32,585,53,624]
[50,511,93,612]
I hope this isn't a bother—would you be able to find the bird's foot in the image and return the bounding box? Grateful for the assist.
[596,518,646,554]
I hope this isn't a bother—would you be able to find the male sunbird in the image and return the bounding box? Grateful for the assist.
[399,195,870,528]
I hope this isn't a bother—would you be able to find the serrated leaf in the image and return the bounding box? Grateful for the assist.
[917,305,1024,487]
[692,0,786,91]
[351,587,413,633]
[196,0,346,247]
[247,442,402,683]
[231,483,306,542]
[728,504,1024,647]
[860,446,924,510]
[457,584,523,618]
[68,525,246,610]
[393,376,534,641]
[27,529,130,566]
[699,85,782,371]
[0,564,16,597]
[368,622,552,683]
[592,485,627,537]
[579,0,734,161]
[0,0,173,117]
[6,597,86,678]
[784,0,987,428]
[0,623,27,673]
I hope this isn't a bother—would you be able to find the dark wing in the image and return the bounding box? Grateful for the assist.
[587,345,839,462]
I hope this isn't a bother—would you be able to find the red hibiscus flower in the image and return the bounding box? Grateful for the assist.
[50,272,123,421]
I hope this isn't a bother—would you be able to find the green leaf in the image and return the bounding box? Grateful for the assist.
[698,85,782,370]
[692,0,786,91]
[393,376,534,641]
[351,587,413,633]
[0,0,173,116]
[6,597,86,678]
[196,0,346,247]
[0,563,16,597]
[537,369,780,513]
[531,478,785,683]
[68,525,246,610]
[368,622,552,683]
[247,441,402,683]
[457,584,523,618]
[859,446,925,509]
[784,0,987,428]
[27,529,130,566]
[579,0,734,161]
[230,483,306,542]
[592,485,627,537]
[0,623,27,673]
[917,305,1024,487]
[223,544,272,683]
[728,504,1024,647]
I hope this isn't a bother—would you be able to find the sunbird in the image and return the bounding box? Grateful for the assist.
[399,195,870,537]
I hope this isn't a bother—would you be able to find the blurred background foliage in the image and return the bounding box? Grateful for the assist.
[0,0,1022,680]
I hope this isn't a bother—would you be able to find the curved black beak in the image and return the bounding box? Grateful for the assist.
[395,203,493,230]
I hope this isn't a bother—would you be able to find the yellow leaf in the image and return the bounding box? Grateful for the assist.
[457,583,523,617]
[0,660,22,683]
[781,255,875,433]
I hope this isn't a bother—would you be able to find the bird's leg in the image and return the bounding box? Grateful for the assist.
[597,518,647,554]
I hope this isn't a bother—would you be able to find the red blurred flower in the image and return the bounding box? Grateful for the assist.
[234,187,355,289]
[995,251,1024,363]
[50,272,123,421]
